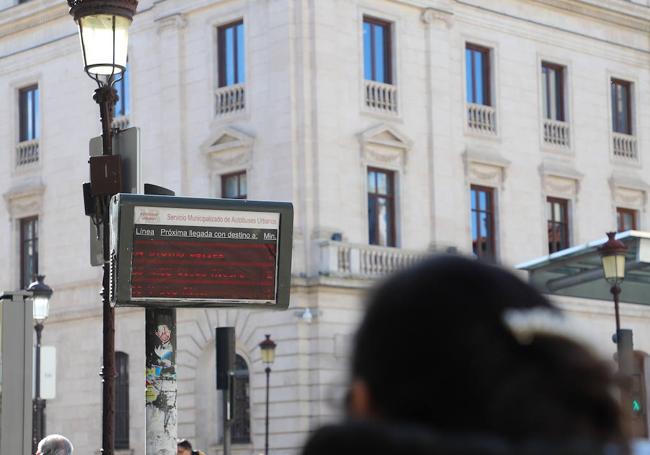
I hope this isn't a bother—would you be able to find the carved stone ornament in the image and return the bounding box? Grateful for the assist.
[201,126,254,172]
[463,148,510,187]
[609,172,649,208]
[538,160,582,199]
[615,187,644,208]
[359,123,413,169]
[421,7,454,28]
[543,175,577,199]
[3,178,45,219]
[156,12,187,33]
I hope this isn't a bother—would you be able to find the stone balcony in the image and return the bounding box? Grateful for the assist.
[215,83,245,116]
[467,103,497,135]
[543,119,570,149]
[16,139,39,166]
[364,80,398,114]
[612,132,638,162]
[318,240,427,280]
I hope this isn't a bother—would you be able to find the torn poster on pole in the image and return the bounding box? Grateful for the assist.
[109,194,293,309]
[145,308,177,454]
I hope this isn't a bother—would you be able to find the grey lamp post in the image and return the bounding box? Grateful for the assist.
[67,1,137,453]
[259,335,276,455]
[28,275,53,454]
[0,275,52,455]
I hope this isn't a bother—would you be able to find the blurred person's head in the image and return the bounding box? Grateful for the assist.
[177,439,192,455]
[348,255,626,445]
[36,434,73,455]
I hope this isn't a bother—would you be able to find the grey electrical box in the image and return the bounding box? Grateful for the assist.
[109,194,293,309]
[0,294,33,455]
[89,127,141,266]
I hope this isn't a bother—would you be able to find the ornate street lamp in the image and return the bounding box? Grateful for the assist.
[599,232,638,419]
[69,0,136,77]
[28,275,53,454]
[259,335,276,455]
[599,232,628,334]
[67,2,137,454]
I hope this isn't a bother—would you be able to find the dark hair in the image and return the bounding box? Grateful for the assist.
[351,255,626,445]
[177,439,192,450]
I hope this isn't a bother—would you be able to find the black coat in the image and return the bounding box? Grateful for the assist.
[301,420,627,455]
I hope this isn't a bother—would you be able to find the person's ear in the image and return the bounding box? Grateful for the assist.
[348,379,375,417]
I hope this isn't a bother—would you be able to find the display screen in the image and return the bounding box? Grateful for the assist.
[130,206,280,303]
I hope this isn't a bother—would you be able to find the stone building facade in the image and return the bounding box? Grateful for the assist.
[2,0,650,453]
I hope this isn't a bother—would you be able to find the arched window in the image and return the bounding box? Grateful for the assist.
[115,351,129,449]
[231,354,250,443]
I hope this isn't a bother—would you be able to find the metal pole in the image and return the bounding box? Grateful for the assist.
[222,386,231,455]
[32,322,45,453]
[265,366,271,455]
[94,83,117,455]
[612,284,622,334]
[145,308,177,454]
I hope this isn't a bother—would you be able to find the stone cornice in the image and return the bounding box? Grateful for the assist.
[387,0,650,28]
[532,0,650,30]
[456,0,650,31]
[0,0,69,39]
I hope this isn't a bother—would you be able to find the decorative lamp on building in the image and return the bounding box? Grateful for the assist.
[293,307,320,324]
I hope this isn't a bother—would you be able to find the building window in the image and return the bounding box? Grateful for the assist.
[547,197,569,253]
[19,85,39,142]
[222,171,247,199]
[611,79,632,135]
[363,17,392,84]
[470,186,495,261]
[368,168,396,247]
[20,217,38,289]
[115,351,130,450]
[465,44,491,106]
[232,355,250,443]
[115,63,130,118]
[218,20,245,87]
[541,63,565,121]
[617,207,638,232]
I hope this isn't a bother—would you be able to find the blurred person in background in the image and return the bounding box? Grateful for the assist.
[303,255,630,455]
[36,434,73,455]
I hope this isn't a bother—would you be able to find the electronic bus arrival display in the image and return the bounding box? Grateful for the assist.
[110,194,293,309]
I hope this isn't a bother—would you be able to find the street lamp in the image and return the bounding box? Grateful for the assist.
[28,275,53,454]
[598,232,628,334]
[259,335,276,455]
[599,232,638,418]
[67,1,137,454]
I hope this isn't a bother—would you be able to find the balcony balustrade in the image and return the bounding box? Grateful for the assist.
[612,132,637,162]
[364,80,398,114]
[543,119,570,148]
[215,84,245,116]
[467,103,497,134]
[16,139,39,166]
[319,240,426,279]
